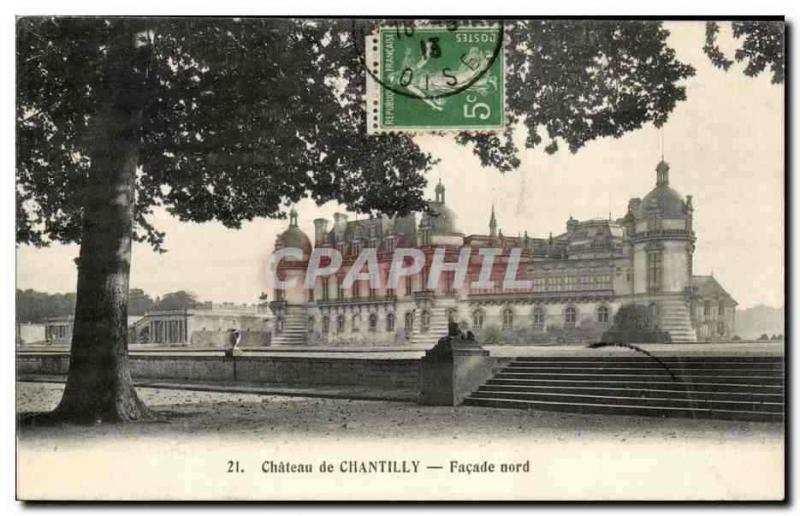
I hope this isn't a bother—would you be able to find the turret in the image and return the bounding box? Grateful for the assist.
[656,159,670,186]
[435,178,446,204]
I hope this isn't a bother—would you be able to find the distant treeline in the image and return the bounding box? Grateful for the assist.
[16,289,203,323]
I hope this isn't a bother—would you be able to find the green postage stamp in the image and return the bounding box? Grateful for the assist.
[366,24,506,133]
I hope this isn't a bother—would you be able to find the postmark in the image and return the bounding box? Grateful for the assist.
[365,22,506,133]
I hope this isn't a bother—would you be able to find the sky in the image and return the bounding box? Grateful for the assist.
[15,21,784,310]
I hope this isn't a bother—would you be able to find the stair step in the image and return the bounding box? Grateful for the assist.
[486,378,783,394]
[505,366,782,375]
[513,356,783,363]
[477,384,784,402]
[463,397,782,422]
[470,390,784,412]
[508,361,783,370]
[493,372,783,384]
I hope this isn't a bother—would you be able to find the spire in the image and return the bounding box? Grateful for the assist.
[289,207,298,227]
[489,204,497,237]
[435,178,445,204]
[656,160,670,187]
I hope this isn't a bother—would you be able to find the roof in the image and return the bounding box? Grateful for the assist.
[639,185,687,219]
[692,275,737,305]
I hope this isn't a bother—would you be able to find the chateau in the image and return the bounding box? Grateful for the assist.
[270,160,737,347]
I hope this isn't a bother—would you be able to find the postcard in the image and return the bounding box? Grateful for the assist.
[15,17,785,501]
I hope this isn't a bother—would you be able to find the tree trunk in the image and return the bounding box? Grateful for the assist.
[52,22,150,423]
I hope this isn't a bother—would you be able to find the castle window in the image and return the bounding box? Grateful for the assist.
[502,308,514,330]
[473,310,484,330]
[703,300,711,316]
[533,307,545,330]
[405,276,413,296]
[646,250,662,293]
[565,306,577,327]
[597,305,609,323]
[718,301,725,316]
[307,316,314,333]
[386,313,395,332]
[368,313,377,332]
[336,314,345,333]
[405,311,414,333]
[352,281,360,299]
[369,287,377,300]
[307,288,314,302]
[352,314,361,332]
[717,321,726,336]
[421,310,431,333]
[322,316,330,334]
[322,278,329,302]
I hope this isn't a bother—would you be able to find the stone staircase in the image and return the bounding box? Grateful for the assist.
[658,297,697,343]
[464,356,783,422]
[271,307,307,346]
[409,303,452,348]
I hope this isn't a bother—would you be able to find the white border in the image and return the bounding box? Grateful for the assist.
[3,2,796,514]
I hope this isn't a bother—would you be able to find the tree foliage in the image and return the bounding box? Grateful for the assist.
[704,21,784,84]
[152,290,198,311]
[458,20,695,170]
[16,289,76,322]
[17,18,697,247]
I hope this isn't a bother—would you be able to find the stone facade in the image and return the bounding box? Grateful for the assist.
[129,303,272,347]
[271,160,737,346]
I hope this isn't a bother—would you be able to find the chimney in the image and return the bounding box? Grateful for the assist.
[313,218,329,245]
[333,212,348,238]
[566,216,578,234]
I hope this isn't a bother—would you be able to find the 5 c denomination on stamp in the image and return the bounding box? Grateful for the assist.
[365,22,506,133]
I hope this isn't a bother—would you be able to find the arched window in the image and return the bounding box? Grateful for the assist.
[322,315,330,334]
[368,313,378,332]
[404,311,414,333]
[565,306,577,327]
[421,310,431,333]
[718,301,725,316]
[502,308,514,330]
[717,321,726,336]
[307,316,315,334]
[597,305,609,323]
[533,306,545,330]
[336,314,345,333]
[352,314,361,332]
[473,310,484,330]
[386,313,395,332]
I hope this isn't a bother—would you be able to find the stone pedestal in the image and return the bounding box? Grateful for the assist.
[419,339,494,406]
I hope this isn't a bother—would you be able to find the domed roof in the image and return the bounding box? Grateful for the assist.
[423,201,460,235]
[638,160,687,219]
[276,207,312,256]
[640,186,686,219]
[277,226,312,254]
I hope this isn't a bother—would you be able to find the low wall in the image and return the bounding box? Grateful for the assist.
[16,353,420,390]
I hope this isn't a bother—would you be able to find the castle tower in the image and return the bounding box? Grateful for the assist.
[629,160,697,342]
